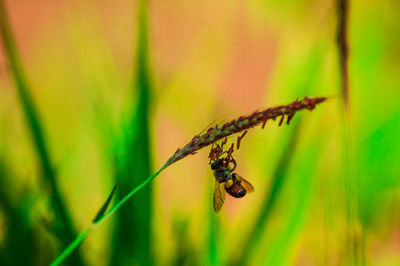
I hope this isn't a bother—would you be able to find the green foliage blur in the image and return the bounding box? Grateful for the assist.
[0,0,399,265]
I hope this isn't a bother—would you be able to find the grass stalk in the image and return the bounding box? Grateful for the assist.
[50,165,167,266]
[0,1,84,265]
[97,165,167,225]
[337,0,350,110]
[337,0,364,263]
[51,97,326,265]
[166,97,327,166]
[50,227,92,266]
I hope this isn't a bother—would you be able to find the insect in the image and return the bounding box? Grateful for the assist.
[211,157,254,212]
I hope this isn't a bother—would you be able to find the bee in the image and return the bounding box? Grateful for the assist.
[211,158,254,212]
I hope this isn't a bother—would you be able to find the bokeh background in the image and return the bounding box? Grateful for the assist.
[0,0,399,265]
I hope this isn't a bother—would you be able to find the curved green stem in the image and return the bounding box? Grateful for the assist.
[50,164,168,266]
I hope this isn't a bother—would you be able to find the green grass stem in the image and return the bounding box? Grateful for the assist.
[50,227,92,266]
[96,165,167,225]
[50,164,167,266]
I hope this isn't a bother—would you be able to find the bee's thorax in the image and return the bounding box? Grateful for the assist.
[214,169,230,182]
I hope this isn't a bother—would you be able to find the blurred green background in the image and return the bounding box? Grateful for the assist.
[0,0,399,265]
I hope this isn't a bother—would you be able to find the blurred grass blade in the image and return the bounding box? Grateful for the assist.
[92,181,120,223]
[171,219,198,265]
[341,114,363,264]
[358,113,400,226]
[208,182,221,266]
[233,37,326,265]
[0,159,38,266]
[233,120,302,265]
[51,166,167,266]
[0,1,84,265]
[337,0,363,261]
[263,143,320,265]
[110,0,153,265]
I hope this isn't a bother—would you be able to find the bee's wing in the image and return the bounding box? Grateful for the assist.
[239,176,254,193]
[213,180,226,213]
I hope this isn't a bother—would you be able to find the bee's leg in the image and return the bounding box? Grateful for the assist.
[229,158,237,172]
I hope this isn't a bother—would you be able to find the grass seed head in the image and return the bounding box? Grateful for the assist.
[165,96,327,167]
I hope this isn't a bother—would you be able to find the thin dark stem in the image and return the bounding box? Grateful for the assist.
[337,0,350,110]
[337,1,364,264]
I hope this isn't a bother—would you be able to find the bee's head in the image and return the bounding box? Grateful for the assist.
[211,159,224,170]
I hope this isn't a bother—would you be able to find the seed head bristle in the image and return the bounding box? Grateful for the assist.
[165,96,327,167]
[236,130,248,150]
[278,114,285,126]
[286,112,295,125]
